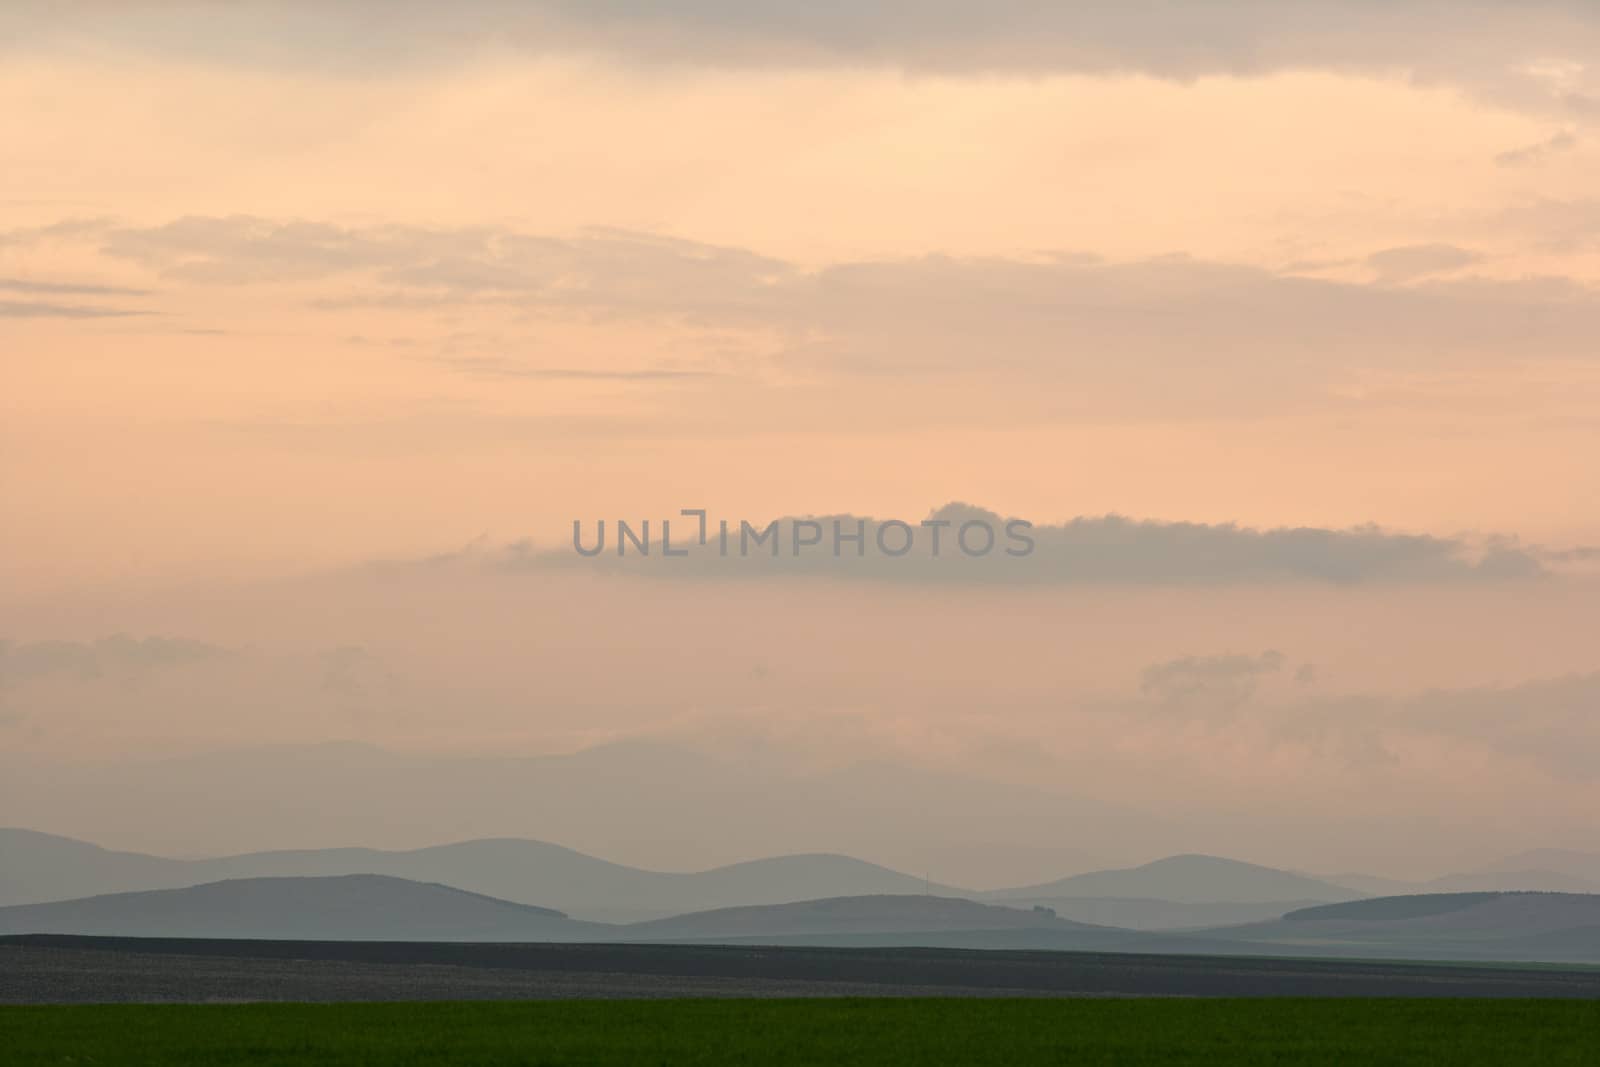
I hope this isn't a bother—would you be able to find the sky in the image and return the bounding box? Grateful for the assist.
[2,2,1598,881]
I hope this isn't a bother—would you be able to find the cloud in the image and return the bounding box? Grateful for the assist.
[317,644,392,698]
[1398,672,1600,781]
[32,217,1600,393]
[0,267,151,317]
[1263,672,1600,782]
[7,2,1600,120]
[16,216,1600,428]
[1088,660,1600,786]
[512,502,1544,585]
[0,300,146,318]
[429,356,723,382]
[1495,129,1579,166]
[1364,244,1482,283]
[0,277,149,296]
[1139,650,1286,710]
[0,635,230,684]
[1538,545,1600,563]
[92,217,794,299]
[1491,198,1600,252]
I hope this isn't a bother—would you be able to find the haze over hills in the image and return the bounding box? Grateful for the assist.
[1486,850,1600,882]
[0,742,1175,885]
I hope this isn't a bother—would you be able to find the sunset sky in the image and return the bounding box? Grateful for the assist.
[3,2,1598,880]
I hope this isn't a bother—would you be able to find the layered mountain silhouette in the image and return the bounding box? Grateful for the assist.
[8,827,1599,960]
[2,832,1351,927]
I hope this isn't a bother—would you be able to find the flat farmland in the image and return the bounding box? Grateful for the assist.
[4,935,1599,1003]
[5,998,1600,1066]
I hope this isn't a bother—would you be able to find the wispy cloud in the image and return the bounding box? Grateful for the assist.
[430,356,723,382]
[0,299,147,318]
[28,216,1600,386]
[0,277,149,297]
[1364,244,1482,284]
[1496,129,1579,167]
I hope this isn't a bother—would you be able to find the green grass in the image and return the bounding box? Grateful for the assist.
[3,999,1596,1065]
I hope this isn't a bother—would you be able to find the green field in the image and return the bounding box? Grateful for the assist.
[3,999,1597,1065]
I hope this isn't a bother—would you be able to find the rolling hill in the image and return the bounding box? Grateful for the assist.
[1209,892,1600,963]
[624,895,1087,940]
[0,828,191,909]
[982,897,1331,931]
[988,854,1362,905]
[0,875,603,941]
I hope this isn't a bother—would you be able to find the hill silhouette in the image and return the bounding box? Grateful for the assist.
[1213,892,1600,962]
[988,854,1361,904]
[624,895,1094,940]
[0,875,602,941]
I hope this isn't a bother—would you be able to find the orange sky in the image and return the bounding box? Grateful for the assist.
[2,4,1598,873]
